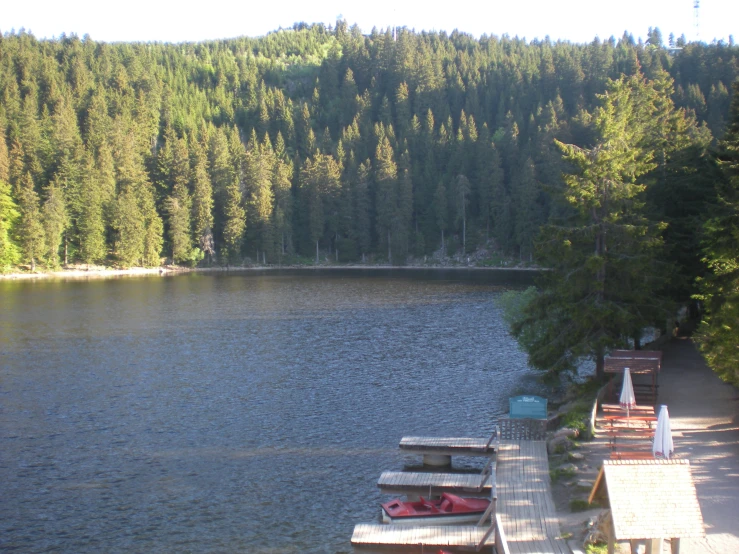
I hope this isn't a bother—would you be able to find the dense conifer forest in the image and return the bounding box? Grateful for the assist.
[0,22,738,382]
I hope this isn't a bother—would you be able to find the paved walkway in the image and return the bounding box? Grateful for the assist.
[657,337,739,553]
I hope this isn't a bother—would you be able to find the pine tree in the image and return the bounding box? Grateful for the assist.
[191,136,215,262]
[164,135,194,264]
[42,178,68,268]
[433,180,448,256]
[0,178,21,271]
[16,173,46,271]
[222,173,245,263]
[114,186,145,267]
[374,135,398,262]
[453,174,470,252]
[245,131,275,262]
[696,81,739,386]
[354,159,372,261]
[77,157,107,266]
[508,74,671,378]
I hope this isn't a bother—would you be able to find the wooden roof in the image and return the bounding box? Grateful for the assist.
[589,460,705,540]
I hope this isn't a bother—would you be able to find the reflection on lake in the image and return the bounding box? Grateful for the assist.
[0,270,542,553]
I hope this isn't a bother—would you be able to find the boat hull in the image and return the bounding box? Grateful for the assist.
[381,510,486,525]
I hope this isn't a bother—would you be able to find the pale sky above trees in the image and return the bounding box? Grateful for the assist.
[2,0,736,44]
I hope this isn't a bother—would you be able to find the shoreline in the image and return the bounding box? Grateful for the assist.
[0,263,540,281]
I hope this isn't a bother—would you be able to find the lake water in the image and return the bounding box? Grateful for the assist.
[0,269,543,553]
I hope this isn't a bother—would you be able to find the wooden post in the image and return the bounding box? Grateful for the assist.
[607,514,616,554]
[671,537,681,554]
[645,538,663,553]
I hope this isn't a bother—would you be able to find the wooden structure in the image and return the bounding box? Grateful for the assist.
[598,403,659,460]
[351,517,498,551]
[494,441,569,553]
[605,350,662,405]
[378,457,495,498]
[398,426,498,466]
[498,418,547,440]
[588,460,705,553]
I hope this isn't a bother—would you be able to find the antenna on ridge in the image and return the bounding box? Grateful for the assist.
[694,0,700,42]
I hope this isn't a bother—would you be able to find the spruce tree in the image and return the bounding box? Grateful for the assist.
[16,173,46,271]
[696,81,739,386]
[374,135,398,262]
[42,178,68,268]
[191,136,215,262]
[0,178,21,271]
[508,74,671,377]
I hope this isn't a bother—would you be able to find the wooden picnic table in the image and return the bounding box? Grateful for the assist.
[603,414,657,428]
[610,450,656,460]
[601,404,655,416]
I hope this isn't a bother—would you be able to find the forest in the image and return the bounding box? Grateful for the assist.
[0,22,738,383]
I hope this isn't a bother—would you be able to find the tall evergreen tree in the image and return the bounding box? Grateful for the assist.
[0,178,21,271]
[508,74,672,377]
[16,173,46,271]
[77,158,107,266]
[374,135,398,262]
[42,178,68,268]
[191,135,215,262]
[696,81,739,387]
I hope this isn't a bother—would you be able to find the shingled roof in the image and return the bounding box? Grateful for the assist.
[589,460,705,540]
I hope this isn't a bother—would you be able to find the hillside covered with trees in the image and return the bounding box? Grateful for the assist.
[0,22,738,382]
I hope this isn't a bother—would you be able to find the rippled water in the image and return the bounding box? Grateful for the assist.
[0,269,542,553]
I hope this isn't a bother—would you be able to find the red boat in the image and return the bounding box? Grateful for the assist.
[381,492,491,525]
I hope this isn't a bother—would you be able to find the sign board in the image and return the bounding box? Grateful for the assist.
[509,395,548,420]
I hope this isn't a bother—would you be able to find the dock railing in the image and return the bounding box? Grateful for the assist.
[494,513,511,554]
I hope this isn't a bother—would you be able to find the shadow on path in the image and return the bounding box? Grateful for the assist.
[658,337,739,553]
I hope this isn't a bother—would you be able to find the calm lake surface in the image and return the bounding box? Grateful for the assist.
[0,269,543,553]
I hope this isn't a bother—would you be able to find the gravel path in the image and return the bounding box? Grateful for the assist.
[657,336,739,553]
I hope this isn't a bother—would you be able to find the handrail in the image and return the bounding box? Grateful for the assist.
[477,457,495,491]
[476,495,496,527]
[484,424,500,450]
[476,519,496,552]
[493,513,511,554]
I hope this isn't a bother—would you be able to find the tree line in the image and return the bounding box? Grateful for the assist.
[0,23,737,383]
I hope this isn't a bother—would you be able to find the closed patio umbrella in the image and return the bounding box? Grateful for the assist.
[653,405,674,459]
[619,368,636,418]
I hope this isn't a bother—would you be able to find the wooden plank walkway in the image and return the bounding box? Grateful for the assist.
[399,435,497,457]
[495,440,570,554]
[351,522,495,548]
[377,467,494,497]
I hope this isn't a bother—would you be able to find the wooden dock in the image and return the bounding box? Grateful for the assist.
[351,522,495,549]
[399,432,497,465]
[377,457,495,497]
[495,440,569,554]
[399,435,497,456]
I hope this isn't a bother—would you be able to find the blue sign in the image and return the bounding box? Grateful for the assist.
[509,395,548,420]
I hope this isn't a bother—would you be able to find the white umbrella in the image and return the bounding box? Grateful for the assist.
[619,368,637,417]
[653,405,674,459]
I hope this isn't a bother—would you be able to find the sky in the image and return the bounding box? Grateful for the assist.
[2,0,737,45]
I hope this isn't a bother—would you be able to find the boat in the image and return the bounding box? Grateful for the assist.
[381,492,491,525]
